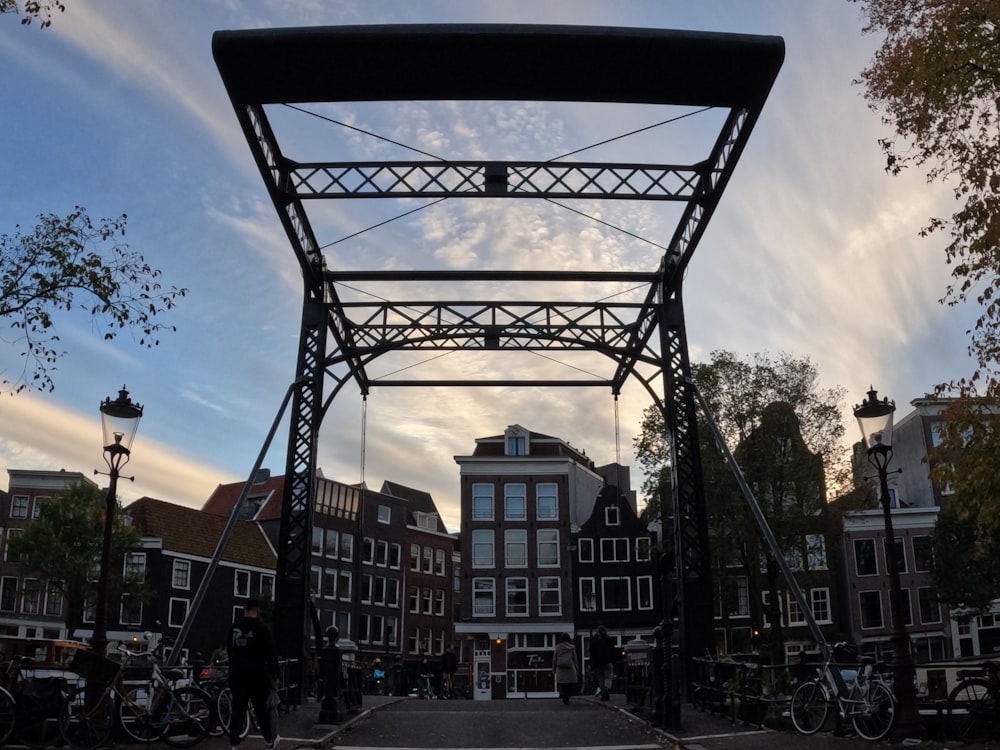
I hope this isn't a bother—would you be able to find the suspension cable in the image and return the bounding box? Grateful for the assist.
[360,394,368,486]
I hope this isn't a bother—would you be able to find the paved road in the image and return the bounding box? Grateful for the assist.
[329,698,671,749]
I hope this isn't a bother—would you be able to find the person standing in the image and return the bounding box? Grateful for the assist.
[552,633,579,705]
[440,644,457,698]
[227,597,281,750]
[589,624,616,701]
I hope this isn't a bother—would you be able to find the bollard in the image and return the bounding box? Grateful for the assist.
[317,626,342,724]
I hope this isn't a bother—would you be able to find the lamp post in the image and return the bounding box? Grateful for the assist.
[853,386,924,740]
[93,386,143,656]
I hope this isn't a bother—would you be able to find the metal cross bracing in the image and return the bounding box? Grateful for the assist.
[213,23,784,704]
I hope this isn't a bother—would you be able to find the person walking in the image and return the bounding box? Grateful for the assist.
[589,624,616,701]
[552,633,579,705]
[440,644,457,698]
[227,597,281,750]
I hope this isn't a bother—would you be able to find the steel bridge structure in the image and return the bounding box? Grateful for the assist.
[213,23,784,699]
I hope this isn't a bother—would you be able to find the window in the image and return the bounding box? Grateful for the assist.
[21,579,40,615]
[390,543,401,569]
[376,540,389,567]
[323,568,337,599]
[311,527,323,555]
[504,484,526,520]
[4,529,22,562]
[901,588,914,626]
[505,529,527,567]
[637,576,654,610]
[885,537,907,573]
[537,529,559,566]
[340,534,354,561]
[601,577,631,611]
[260,575,274,598]
[580,578,597,612]
[854,538,878,576]
[408,586,419,613]
[31,496,49,519]
[805,535,827,570]
[120,594,142,625]
[124,553,146,578]
[786,592,804,624]
[472,578,496,616]
[578,538,594,563]
[600,538,629,563]
[506,578,528,616]
[636,537,652,562]
[605,505,620,525]
[388,578,401,608]
[434,589,445,616]
[234,570,251,597]
[811,588,831,624]
[44,581,62,617]
[472,484,494,520]
[338,571,352,600]
[913,536,934,572]
[410,544,421,571]
[722,577,749,617]
[377,504,391,524]
[859,591,883,629]
[434,547,446,576]
[9,496,28,519]
[918,588,941,624]
[506,436,527,456]
[362,537,375,565]
[310,566,321,597]
[538,577,561,615]
[472,530,495,568]
[422,546,433,574]
[325,529,339,558]
[536,484,558,520]
[373,576,386,606]
[360,574,373,604]
[172,560,191,589]
[169,598,189,628]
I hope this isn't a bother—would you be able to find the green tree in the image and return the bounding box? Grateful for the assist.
[0,1,64,27]
[9,482,149,639]
[1,207,187,393]
[928,395,1000,612]
[852,0,1000,392]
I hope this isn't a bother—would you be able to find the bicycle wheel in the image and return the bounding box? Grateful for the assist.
[216,686,251,739]
[851,682,895,741]
[0,687,15,746]
[947,677,998,742]
[118,684,165,743]
[59,685,115,750]
[790,680,830,734]
[161,686,212,748]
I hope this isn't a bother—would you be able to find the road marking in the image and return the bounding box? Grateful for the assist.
[679,729,772,741]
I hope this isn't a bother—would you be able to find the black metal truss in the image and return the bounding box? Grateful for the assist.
[214,23,784,704]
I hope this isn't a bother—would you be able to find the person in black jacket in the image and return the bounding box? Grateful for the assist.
[227,597,280,750]
[589,624,617,701]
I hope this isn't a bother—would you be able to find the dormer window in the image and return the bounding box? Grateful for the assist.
[504,425,529,455]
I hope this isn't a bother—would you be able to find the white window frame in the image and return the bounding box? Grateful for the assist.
[506,577,529,616]
[537,529,559,567]
[472,484,494,520]
[538,576,561,615]
[377,504,391,524]
[9,496,29,519]
[578,538,594,563]
[234,570,251,598]
[172,559,191,590]
[811,588,832,624]
[600,537,629,563]
[168,597,189,628]
[600,576,631,612]
[536,483,558,520]
[637,575,654,610]
[472,530,495,568]
[504,484,527,520]
[472,578,496,617]
[505,529,528,568]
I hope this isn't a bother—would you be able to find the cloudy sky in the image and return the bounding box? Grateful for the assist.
[0,1,973,532]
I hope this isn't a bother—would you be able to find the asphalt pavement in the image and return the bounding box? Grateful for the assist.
[207,693,1000,750]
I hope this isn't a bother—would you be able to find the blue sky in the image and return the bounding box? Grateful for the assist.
[0,1,973,531]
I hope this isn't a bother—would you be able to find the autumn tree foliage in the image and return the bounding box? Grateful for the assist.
[853,0,1000,393]
[1,208,187,393]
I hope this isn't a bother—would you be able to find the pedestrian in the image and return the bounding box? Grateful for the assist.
[227,596,281,750]
[552,632,579,704]
[589,624,616,700]
[440,644,457,698]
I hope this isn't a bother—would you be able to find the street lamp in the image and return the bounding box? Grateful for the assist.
[853,386,923,740]
[93,386,143,655]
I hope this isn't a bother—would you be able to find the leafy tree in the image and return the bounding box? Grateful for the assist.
[852,0,1000,392]
[1,207,187,393]
[0,0,64,26]
[928,395,1000,612]
[8,482,149,639]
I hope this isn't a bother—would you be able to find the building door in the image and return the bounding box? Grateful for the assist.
[474,658,491,700]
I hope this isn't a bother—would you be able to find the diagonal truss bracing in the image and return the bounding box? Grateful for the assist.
[213,23,784,708]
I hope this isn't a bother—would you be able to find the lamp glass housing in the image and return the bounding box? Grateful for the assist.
[854,388,895,450]
[100,387,143,452]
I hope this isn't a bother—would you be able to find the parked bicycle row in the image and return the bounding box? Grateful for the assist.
[691,644,1000,742]
[0,644,265,749]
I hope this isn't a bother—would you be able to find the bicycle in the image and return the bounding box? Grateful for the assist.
[59,645,214,750]
[946,659,999,742]
[789,642,895,741]
[0,654,70,747]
